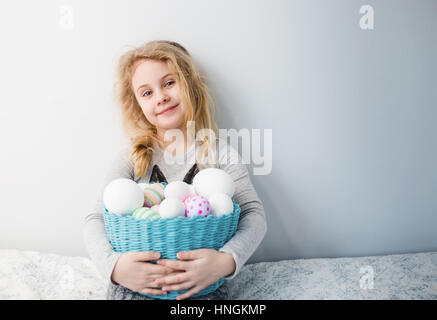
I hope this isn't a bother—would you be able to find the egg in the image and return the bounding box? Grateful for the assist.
[208,193,234,217]
[159,198,186,219]
[138,182,165,207]
[184,196,211,218]
[164,181,192,201]
[131,207,160,220]
[188,184,197,197]
[193,168,235,199]
[103,178,144,215]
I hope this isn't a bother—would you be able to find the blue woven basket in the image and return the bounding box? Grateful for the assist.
[103,186,240,300]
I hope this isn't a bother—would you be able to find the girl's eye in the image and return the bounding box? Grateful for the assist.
[165,80,175,87]
[142,81,174,97]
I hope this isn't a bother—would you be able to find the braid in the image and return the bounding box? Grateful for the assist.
[130,127,158,179]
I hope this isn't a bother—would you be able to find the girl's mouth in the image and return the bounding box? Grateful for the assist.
[158,104,178,115]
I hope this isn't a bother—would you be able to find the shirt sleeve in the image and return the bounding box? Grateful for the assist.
[82,147,134,283]
[216,140,267,280]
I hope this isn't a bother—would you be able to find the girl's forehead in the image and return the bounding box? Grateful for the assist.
[132,59,175,86]
[134,60,168,76]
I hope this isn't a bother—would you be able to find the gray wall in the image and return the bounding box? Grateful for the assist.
[0,0,436,262]
[249,0,437,262]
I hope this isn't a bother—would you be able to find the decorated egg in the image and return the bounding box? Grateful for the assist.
[208,193,234,217]
[159,198,186,219]
[188,184,197,197]
[192,168,235,199]
[138,182,165,207]
[183,196,192,209]
[164,181,192,201]
[131,207,160,220]
[184,196,212,218]
[103,178,144,215]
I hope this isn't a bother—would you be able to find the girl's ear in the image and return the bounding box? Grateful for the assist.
[182,163,199,184]
[149,164,168,184]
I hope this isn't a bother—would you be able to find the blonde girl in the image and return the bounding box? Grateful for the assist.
[84,40,267,300]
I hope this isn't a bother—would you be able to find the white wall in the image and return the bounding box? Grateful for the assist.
[1,0,437,262]
[1,0,296,258]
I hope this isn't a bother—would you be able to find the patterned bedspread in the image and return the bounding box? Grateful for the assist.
[1,249,436,299]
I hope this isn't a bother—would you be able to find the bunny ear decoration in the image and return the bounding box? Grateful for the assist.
[148,163,199,184]
[148,133,221,184]
[182,163,199,184]
[149,164,168,184]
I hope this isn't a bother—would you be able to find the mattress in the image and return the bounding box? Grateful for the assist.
[1,249,436,299]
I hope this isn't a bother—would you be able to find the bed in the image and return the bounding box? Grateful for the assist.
[1,249,436,299]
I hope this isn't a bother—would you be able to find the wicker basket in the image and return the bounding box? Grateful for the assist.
[103,189,240,300]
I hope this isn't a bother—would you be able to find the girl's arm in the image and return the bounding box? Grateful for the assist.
[84,147,181,295]
[83,147,134,282]
[216,139,268,279]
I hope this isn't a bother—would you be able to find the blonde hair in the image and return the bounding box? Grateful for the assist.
[113,40,219,179]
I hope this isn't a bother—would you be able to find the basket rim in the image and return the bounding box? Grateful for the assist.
[103,198,240,223]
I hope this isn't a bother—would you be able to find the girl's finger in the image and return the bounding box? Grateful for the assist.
[143,263,176,275]
[141,287,168,296]
[161,281,195,292]
[155,271,190,286]
[131,251,160,262]
[177,249,206,260]
[176,285,203,300]
[157,259,187,270]
[147,274,167,283]
[147,266,177,276]
[160,270,185,279]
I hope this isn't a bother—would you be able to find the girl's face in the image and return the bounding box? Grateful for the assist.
[131,59,187,136]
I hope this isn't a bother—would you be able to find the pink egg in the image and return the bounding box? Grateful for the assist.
[183,196,211,218]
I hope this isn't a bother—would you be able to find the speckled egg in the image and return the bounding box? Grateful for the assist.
[184,196,211,218]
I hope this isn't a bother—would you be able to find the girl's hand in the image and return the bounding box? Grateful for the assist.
[111,251,180,296]
[154,249,236,300]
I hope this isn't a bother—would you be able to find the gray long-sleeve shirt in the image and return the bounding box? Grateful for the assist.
[83,137,267,283]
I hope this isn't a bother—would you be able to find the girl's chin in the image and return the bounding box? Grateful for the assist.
[157,116,184,130]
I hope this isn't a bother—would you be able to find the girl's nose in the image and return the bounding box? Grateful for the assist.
[158,94,170,105]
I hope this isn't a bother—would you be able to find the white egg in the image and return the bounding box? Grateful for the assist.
[159,198,186,219]
[164,181,192,201]
[208,193,234,217]
[193,168,235,199]
[103,178,144,215]
[188,184,197,197]
[137,182,148,189]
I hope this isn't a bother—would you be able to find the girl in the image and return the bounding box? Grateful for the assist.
[83,40,267,300]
